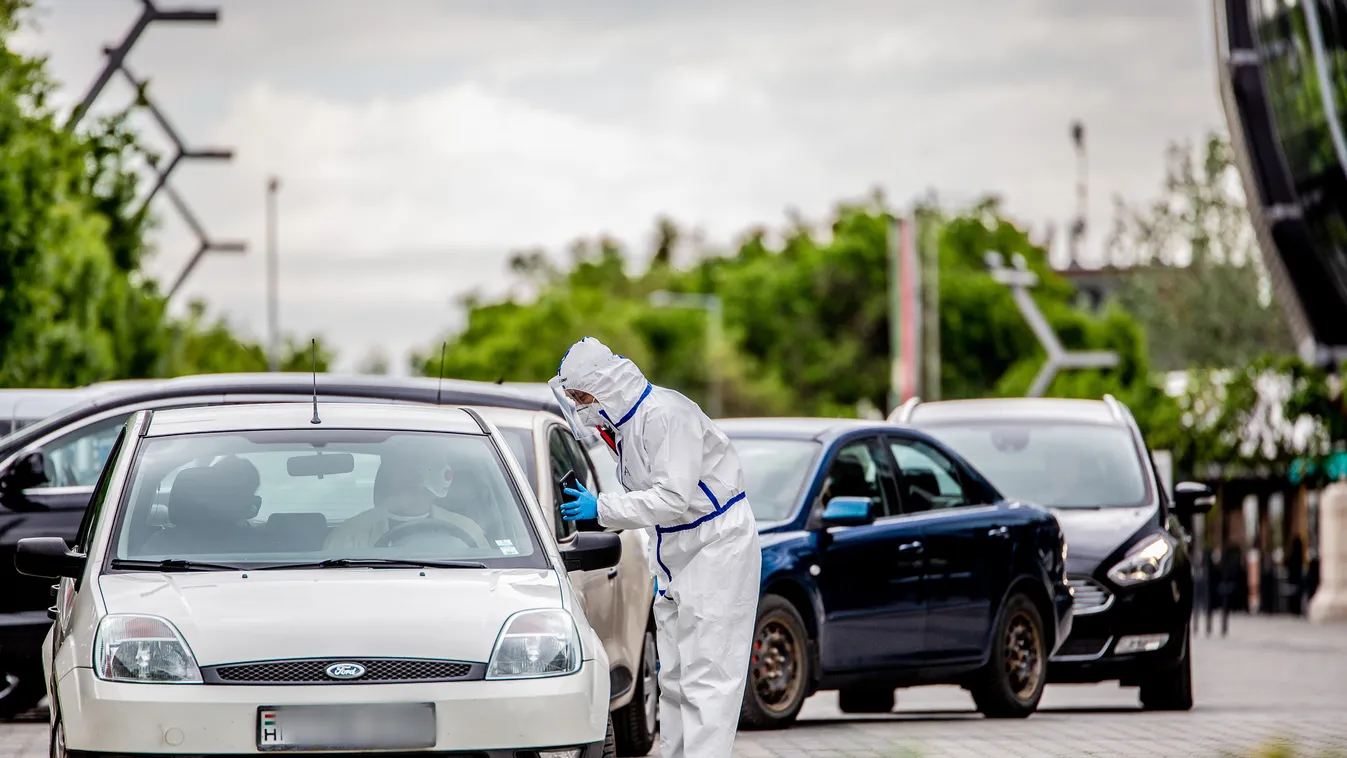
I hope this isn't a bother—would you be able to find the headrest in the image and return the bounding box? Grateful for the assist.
[211,455,260,492]
[168,466,255,526]
[901,470,941,511]
[830,458,869,488]
[902,470,940,494]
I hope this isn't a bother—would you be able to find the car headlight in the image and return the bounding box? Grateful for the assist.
[94,615,201,683]
[1107,533,1174,587]
[486,609,582,680]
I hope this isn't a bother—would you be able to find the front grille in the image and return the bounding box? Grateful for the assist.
[1053,635,1111,660]
[1067,576,1113,615]
[206,658,480,684]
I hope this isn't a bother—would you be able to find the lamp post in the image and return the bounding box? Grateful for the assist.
[648,291,724,417]
[266,176,280,372]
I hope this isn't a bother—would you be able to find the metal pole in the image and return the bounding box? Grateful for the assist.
[707,296,723,418]
[66,0,221,131]
[886,215,903,413]
[921,214,941,401]
[266,177,280,372]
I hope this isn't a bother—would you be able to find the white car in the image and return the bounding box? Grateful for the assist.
[473,407,658,757]
[18,402,622,757]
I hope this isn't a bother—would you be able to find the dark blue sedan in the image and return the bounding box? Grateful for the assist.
[721,418,1073,728]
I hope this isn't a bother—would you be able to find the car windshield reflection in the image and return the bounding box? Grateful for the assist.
[111,429,542,568]
[918,422,1149,508]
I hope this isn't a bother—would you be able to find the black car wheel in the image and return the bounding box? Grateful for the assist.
[1139,630,1193,711]
[613,626,658,756]
[739,595,810,730]
[50,717,66,758]
[0,666,45,721]
[600,717,616,758]
[970,592,1046,719]
[838,686,895,714]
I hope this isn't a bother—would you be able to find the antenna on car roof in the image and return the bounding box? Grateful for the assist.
[435,342,447,406]
[310,339,321,425]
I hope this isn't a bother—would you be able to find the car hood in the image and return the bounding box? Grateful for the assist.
[1050,504,1158,566]
[98,569,563,665]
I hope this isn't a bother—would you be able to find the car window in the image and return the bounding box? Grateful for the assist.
[74,427,129,552]
[888,437,968,513]
[820,439,889,516]
[560,433,595,492]
[918,422,1148,508]
[35,413,131,488]
[496,427,537,488]
[586,442,622,494]
[111,429,543,568]
[730,437,821,522]
[547,427,580,542]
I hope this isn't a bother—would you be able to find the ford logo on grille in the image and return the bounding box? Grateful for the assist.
[325,662,366,680]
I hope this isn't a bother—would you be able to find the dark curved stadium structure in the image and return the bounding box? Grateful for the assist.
[1214,0,1347,365]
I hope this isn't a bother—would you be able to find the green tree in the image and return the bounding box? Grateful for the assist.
[0,1,335,385]
[1106,134,1295,371]
[414,196,1168,429]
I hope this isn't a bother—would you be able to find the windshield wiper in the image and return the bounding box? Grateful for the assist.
[110,558,247,572]
[252,558,488,571]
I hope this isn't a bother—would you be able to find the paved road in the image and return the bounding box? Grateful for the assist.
[4,615,1345,758]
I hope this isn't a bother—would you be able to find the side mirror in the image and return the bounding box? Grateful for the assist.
[821,497,875,528]
[1173,481,1215,515]
[574,518,605,533]
[0,450,49,495]
[561,531,622,572]
[15,537,86,580]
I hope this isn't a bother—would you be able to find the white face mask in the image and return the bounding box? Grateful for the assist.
[575,402,605,427]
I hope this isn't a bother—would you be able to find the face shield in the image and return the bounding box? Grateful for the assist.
[548,376,615,454]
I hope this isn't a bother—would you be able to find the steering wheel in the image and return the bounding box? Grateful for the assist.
[373,519,485,550]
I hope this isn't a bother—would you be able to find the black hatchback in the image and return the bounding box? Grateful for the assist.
[896,395,1214,711]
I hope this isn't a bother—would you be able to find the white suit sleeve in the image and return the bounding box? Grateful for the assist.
[596,410,701,530]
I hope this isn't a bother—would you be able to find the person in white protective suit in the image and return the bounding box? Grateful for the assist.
[550,337,761,758]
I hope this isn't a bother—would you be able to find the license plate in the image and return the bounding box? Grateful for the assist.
[257,704,436,751]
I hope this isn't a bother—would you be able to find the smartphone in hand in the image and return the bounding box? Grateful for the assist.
[559,470,580,503]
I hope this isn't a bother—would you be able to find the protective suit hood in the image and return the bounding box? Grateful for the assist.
[557,337,651,428]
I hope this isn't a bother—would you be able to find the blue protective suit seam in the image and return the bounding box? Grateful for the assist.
[614,383,653,427]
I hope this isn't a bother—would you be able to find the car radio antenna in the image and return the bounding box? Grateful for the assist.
[310,339,321,425]
[436,341,447,406]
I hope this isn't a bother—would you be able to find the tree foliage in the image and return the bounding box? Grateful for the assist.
[0,1,333,386]
[415,193,1175,446]
[1106,133,1294,371]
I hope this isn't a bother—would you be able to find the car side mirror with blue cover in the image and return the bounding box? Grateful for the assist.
[821,496,874,527]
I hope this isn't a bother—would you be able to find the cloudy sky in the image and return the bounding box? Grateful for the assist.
[12,0,1225,373]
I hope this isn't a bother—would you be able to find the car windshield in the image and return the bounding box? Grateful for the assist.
[730,438,821,522]
[917,422,1148,508]
[110,429,543,568]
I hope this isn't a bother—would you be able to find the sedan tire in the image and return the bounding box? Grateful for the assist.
[613,625,659,756]
[739,594,811,730]
[601,717,617,758]
[1139,631,1193,711]
[970,592,1047,719]
[0,665,45,721]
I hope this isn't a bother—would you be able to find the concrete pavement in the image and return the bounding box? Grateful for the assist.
[4,615,1345,758]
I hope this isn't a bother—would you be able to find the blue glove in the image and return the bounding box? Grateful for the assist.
[561,482,598,521]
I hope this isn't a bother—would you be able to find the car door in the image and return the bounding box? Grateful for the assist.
[543,425,620,650]
[815,436,926,672]
[51,418,137,693]
[887,434,1011,662]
